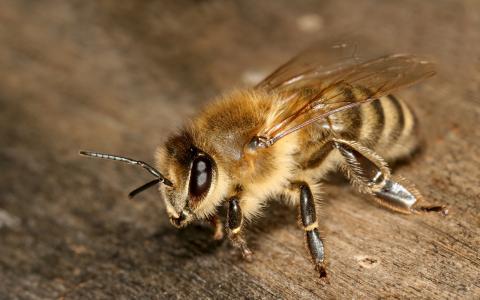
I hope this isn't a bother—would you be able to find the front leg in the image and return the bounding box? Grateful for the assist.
[296,182,327,278]
[207,215,224,241]
[227,197,253,261]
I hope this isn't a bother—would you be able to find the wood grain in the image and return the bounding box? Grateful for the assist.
[0,1,479,299]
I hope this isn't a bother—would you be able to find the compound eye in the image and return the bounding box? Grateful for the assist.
[189,155,212,199]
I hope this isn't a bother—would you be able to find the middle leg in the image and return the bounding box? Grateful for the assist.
[292,181,327,278]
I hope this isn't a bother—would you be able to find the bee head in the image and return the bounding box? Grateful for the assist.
[80,130,225,229]
[157,132,221,228]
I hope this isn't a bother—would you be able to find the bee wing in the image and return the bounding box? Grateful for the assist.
[254,53,436,146]
[256,35,387,91]
[258,39,355,91]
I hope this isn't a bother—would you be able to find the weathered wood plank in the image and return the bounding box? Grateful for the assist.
[0,1,479,299]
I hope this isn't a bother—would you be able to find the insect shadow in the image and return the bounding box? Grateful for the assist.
[144,200,302,261]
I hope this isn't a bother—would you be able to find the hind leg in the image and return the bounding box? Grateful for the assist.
[333,138,447,215]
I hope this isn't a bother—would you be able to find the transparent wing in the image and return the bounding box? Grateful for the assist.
[254,52,436,147]
[256,35,386,91]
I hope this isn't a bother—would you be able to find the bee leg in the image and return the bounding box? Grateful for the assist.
[333,138,447,215]
[295,182,327,278]
[374,177,448,215]
[207,215,224,240]
[227,197,253,261]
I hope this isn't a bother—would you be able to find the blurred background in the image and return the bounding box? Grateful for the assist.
[0,1,479,299]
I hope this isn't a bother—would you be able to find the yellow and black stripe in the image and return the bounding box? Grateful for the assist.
[330,93,419,162]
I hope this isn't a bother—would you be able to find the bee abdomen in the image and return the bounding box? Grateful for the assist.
[330,94,418,162]
[360,95,419,161]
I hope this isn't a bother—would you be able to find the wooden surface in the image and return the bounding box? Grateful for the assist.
[0,1,479,299]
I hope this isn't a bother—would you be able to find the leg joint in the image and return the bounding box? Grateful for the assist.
[304,222,319,231]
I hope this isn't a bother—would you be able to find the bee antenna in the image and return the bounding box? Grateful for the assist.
[79,150,173,187]
[128,179,161,199]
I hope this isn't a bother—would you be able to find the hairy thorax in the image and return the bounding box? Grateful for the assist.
[186,90,301,219]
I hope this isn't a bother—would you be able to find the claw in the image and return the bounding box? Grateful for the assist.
[413,205,449,216]
[317,264,327,277]
[241,246,253,262]
[316,264,329,283]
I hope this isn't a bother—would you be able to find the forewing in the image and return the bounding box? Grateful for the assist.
[256,38,360,91]
[255,53,436,146]
[256,35,387,91]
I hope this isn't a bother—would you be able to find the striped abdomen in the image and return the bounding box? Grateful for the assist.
[329,94,419,161]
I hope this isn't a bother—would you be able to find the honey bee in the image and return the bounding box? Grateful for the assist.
[80,40,448,278]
